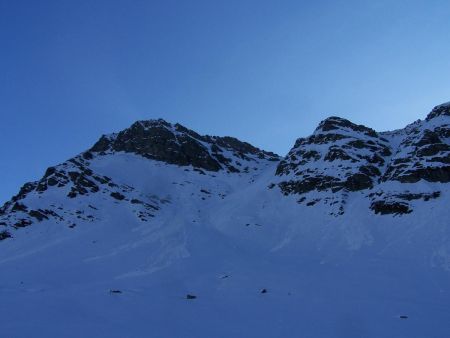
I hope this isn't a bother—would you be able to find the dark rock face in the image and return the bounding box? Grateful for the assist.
[382,125,450,184]
[32,157,114,199]
[426,103,450,121]
[370,201,412,215]
[317,116,378,138]
[110,192,125,200]
[2,183,37,208]
[0,230,11,240]
[344,173,374,191]
[279,173,374,196]
[386,166,450,183]
[92,120,223,171]
[324,147,352,162]
[369,191,440,215]
[0,118,278,231]
[91,120,280,173]
[28,210,49,221]
[279,176,340,195]
[274,105,450,215]
[0,151,161,229]
[276,117,391,197]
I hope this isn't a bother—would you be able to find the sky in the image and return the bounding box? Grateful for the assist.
[1,0,450,204]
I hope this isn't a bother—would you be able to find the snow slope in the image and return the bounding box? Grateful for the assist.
[1,107,450,338]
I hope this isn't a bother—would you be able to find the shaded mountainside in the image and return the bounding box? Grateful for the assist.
[1,103,450,338]
[273,103,450,215]
[1,104,450,233]
[0,119,280,231]
[90,119,279,172]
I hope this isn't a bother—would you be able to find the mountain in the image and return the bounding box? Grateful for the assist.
[274,104,450,215]
[0,119,279,230]
[1,104,450,338]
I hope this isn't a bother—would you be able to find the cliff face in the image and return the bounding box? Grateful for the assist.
[0,119,280,230]
[1,103,450,231]
[90,119,280,173]
[274,104,450,215]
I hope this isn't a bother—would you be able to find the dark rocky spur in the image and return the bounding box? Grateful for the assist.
[91,119,280,173]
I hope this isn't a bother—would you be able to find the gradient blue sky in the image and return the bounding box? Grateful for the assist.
[1,0,450,203]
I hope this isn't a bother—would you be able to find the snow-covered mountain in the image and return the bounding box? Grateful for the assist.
[1,104,450,338]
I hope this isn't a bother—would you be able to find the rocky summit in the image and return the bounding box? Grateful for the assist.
[0,120,280,230]
[90,119,279,172]
[1,103,450,338]
[273,105,450,216]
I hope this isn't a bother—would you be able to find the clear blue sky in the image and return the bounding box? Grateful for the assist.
[1,0,450,204]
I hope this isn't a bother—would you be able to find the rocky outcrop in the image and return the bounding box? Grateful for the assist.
[36,157,116,198]
[0,230,11,240]
[425,102,450,121]
[0,151,161,229]
[369,191,440,215]
[275,116,392,197]
[382,105,450,184]
[370,200,412,215]
[274,103,450,215]
[0,119,279,231]
[91,119,280,173]
[1,103,450,234]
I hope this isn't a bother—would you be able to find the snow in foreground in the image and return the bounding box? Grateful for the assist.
[1,156,450,338]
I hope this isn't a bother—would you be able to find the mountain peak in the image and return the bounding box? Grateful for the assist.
[134,118,172,128]
[2,103,450,337]
[90,119,279,173]
[315,116,378,138]
[426,102,450,121]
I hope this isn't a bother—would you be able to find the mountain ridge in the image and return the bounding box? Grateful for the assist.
[1,103,450,234]
[1,102,450,337]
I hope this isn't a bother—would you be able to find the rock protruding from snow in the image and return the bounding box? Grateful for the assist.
[0,119,280,230]
[1,103,450,234]
[90,119,280,173]
[0,152,162,229]
[275,116,391,196]
[382,106,450,184]
[273,105,450,215]
[426,102,450,121]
